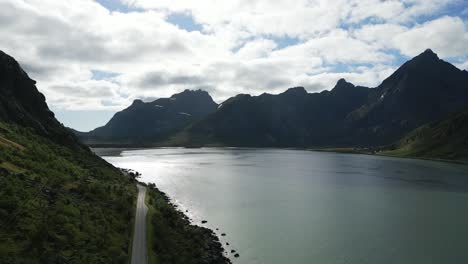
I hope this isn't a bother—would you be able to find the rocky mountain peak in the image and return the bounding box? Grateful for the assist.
[131,99,145,106]
[420,48,438,58]
[282,86,307,96]
[334,78,354,88]
[407,49,441,66]
[331,78,356,93]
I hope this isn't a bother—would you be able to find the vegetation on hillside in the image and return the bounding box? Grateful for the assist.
[384,109,468,162]
[0,122,137,263]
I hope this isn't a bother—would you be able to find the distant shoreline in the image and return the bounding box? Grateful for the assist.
[310,147,468,166]
[93,145,468,167]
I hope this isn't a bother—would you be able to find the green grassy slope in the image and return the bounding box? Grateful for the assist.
[384,108,468,162]
[0,122,137,263]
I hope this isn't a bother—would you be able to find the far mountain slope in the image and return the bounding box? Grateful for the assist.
[384,108,468,162]
[79,90,218,145]
[347,49,468,145]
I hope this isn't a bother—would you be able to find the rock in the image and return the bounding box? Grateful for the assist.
[234,253,240,258]
[226,242,229,246]
[201,220,208,224]
[221,233,226,236]
[231,250,236,253]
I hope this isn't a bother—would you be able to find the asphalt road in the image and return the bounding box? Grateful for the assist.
[131,184,148,264]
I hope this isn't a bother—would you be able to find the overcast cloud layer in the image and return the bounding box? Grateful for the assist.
[1,0,467,130]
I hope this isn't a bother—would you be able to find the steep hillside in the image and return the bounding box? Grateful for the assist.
[0,50,137,263]
[384,108,468,162]
[0,123,137,263]
[79,90,218,145]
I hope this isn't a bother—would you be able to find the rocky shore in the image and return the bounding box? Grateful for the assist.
[145,182,232,264]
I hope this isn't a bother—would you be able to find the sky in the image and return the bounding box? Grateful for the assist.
[1,0,467,131]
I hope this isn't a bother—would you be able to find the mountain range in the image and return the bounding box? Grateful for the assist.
[76,49,468,152]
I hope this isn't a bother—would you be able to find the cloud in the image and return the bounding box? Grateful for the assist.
[355,16,468,59]
[272,29,393,64]
[42,79,125,111]
[236,39,277,60]
[122,0,458,37]
[393,16,468,58]
[19,62,64,80]
[0,0,467,130]
[353,23,408,49]
[133,71,205,89]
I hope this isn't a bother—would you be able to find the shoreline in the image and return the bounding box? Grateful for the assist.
[98,145,468,167]
[309,147,468,166]
[136,180,232,264]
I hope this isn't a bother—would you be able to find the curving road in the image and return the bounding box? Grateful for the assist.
[131,184,148,264]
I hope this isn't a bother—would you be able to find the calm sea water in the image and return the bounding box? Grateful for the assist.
[98,148,468,264]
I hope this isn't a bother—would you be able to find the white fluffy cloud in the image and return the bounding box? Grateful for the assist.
[393,16,468,58]
[0,0,467,130]
[355,16,468,58]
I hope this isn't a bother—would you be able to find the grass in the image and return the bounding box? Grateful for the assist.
[383,109,468,163]
[0,161,25,173]
[0,134,26,150]
[0,122,137,264]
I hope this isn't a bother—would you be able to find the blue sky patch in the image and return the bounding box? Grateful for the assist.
[95,0,141,12]
[53,109,115,132]
[167,12,203,32]
[91,70,120,81]
[269,35,301,50]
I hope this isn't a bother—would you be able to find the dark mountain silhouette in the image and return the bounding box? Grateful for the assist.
[347,49,468,145]
[178,80,371,147]
[168,49,468,147]
[79,89,218,145]
[0,51,82,148]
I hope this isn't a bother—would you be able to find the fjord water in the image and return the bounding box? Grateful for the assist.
[99,148,468,264]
